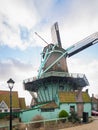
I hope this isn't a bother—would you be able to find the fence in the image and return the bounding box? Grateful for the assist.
[0,117,68,130]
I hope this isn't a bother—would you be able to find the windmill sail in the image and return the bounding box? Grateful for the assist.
[51,22,62,47]
[67,32,98,57]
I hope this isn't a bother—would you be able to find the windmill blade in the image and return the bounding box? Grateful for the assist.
[67,32,98,57]
[51,22,62,47]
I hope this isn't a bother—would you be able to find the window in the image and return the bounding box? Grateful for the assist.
[4,109,8,112]
[41,108,54,112]
[70,106,75,112]
[0,101,8,112]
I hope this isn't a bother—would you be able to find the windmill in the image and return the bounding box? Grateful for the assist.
[23,22,98,105]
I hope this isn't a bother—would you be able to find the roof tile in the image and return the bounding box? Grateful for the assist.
[0,90,26,109]
[40,102,58,109]
[59,91,91,103]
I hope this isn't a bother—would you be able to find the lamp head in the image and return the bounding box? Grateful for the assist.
[7,78,15,89]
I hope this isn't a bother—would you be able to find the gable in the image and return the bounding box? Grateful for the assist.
[0,100,8,109]
[19,98,26,109]
[82,92,91,102]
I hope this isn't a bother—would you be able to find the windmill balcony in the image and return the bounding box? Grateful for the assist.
[23,71,89,92]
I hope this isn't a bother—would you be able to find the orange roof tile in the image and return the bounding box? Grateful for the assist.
[40,102,58,109]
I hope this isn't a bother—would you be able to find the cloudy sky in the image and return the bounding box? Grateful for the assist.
[0,0,98,105]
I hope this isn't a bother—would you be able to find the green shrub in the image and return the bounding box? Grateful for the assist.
[59,110,69,118]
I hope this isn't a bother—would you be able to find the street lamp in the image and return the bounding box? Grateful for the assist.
[7,78,15,130]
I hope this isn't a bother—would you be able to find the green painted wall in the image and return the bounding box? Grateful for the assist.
[20,108,40,122]
[83,103,91,116]
[20,102,91,122]
[20,103,77,122]
[60,103,77,114]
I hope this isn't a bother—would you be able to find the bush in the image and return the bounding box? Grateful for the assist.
[59,110,69,118]
[59,110,69,123]
[30,115,44,128]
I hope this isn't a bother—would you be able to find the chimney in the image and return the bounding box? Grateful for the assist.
[86,89,88,93]
[92,93,94,98]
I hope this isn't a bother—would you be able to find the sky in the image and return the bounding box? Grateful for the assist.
[0,0,98,105]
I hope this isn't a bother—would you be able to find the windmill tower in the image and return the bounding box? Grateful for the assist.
[23,22,98,106]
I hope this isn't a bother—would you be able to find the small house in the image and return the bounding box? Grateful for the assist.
[0,90,26,112]
[91,94,98,111]
[20,90,91,122]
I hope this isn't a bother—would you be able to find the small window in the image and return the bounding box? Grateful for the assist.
[4,109,8,112]
[70,106,75,112]
[41,108,54,112]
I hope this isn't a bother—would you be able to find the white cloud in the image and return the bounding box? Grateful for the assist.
[0,0,56,50]
[0,58,38,105]
[0,0,39,28]
[0,0,40,50]
[0,0,98,50]
[67,57,98,96]
[59,0,98,48]
[0,58,38,81]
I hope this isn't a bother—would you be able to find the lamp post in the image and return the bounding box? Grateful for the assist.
[7,78,15,130]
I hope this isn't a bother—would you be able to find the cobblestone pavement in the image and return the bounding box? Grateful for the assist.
[60,117,98,130]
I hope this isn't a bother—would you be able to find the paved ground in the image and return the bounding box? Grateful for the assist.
[60,117,98,130]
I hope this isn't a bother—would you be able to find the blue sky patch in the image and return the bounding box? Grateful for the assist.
[19,26,30,41]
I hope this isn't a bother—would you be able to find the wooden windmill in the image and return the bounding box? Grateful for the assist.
[23,22,98,105]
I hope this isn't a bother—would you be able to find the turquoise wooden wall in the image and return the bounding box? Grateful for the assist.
[83,103,91,116]
[20,102,91,122]
[20,108,40,122]
[37,82,72,103]
[60,103,77,114]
